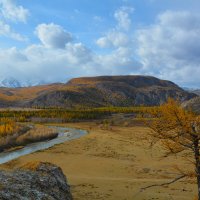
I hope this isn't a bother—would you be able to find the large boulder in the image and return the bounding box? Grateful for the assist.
[0,162,73,200]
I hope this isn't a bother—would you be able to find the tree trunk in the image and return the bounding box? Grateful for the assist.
[193,135,200,200]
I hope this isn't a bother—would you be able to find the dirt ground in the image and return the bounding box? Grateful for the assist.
[0,122,197,200]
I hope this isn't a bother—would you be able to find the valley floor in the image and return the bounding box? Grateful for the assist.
[0,122,197,200]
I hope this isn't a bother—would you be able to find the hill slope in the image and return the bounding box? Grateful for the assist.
[25,75,196,108]
[182,96,200,114]
[0,75,197,108]
[193,90,200,96]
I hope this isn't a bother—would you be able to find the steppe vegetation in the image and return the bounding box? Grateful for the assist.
[138,99,200,200]
[0,106,152,152]
[0,100,200,199]
[0,118,58,152]
[0,106,153,123]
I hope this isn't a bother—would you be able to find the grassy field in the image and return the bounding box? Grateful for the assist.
[0,120,196,200]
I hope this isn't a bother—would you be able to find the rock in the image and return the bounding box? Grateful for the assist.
[0,162,73,200]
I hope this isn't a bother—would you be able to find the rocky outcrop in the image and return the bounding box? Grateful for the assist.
[0,162,73,200]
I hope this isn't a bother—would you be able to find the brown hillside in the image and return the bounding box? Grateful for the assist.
[0,83,63,104]
[0,75,197,108]
[182,96,200,114]
[26,75,196,108]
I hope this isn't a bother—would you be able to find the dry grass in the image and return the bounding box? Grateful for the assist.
[0,119,29,151]
[0,124,58,152]
[16,125,58,145]
[1,121,196,200]
[0,82,81,103]
[0,118,20,137]
[19,161,54,171]
[19,161,42,171]
[0,84,63,101]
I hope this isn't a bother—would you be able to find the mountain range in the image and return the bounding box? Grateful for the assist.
[0,75,197,108]
[183,87,200,96]
[0,77,49,88]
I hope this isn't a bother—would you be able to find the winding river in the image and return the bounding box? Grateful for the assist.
[0,126,88,164]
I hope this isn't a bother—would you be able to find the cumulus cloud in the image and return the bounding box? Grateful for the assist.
[96,6,134,49]
[0,5,141,85]
[35,23,73,49]
[114,6,134,31]
[97,47,141,75]
[96,31,129,48]
[4,11,139,85]
[0,41,141,85]
[0,44,89,83]
[4,6,200,88]
[0,0,29,23]
[0,0,29,41]
[11,49,136,83]
[95,6,139,76]
[136,10,200,86]
[0,20,27,41]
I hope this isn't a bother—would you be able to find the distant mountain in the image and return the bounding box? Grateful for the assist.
[0,75,196,108]
[182,96,200,114]
[192,90,200,96]
[0,75,197,108]
[0,77,22,88]
[0,77,50,88]
[183,87,200,96]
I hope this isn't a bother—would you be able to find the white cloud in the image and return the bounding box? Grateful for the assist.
[97,47,141,75]
[0,6,140,85]
[0,0,29,23]
[35,23,73,49]
[137,11,200,87]
[114,6,134,31]
[0,44,89,83]
[4,7,200,88]
[96,6,134,49]
[0,40,141,85]
[94,6,139,76]
[64,43,93,64]
[96,31,129,48]
[0,20,27,41]
[0,0,29,41]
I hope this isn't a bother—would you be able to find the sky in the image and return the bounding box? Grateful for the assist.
[0,0,200,87]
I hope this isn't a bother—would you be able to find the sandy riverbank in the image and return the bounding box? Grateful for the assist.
[0,122,197,200]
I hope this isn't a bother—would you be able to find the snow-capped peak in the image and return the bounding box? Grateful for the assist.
[0,77,22,88]
[0,77,50,88]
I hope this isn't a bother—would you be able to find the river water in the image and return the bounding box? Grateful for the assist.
[0,126,87,164]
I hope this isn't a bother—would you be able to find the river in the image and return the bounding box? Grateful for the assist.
[0,126,87,164]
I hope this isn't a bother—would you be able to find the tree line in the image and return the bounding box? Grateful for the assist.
[0,106,153,122]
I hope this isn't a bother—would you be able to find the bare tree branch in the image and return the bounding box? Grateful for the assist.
[140,175,186,191]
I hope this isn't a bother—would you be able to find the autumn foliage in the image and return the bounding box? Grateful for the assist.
[0,106,153,123]
[0,118,19,137]
[146,98,200,199]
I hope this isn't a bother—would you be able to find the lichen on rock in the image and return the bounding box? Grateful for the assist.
[0,162,73,200]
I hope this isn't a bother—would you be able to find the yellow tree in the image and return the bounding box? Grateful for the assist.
[143,98,200,199]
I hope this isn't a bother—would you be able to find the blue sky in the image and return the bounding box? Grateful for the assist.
[0,0,200,87]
